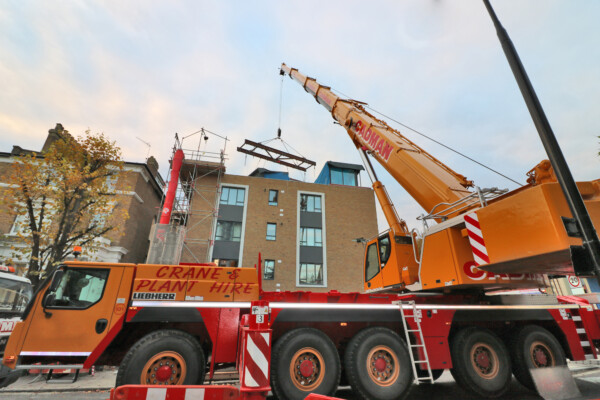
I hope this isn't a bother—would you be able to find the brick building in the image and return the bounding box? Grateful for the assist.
[0,125,164,273]
[179,161,378,293]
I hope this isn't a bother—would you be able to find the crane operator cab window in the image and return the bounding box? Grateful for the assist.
[365,234,392,283]
[44,268,109,309]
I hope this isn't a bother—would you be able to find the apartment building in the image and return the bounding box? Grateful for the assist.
[180,161,378,293]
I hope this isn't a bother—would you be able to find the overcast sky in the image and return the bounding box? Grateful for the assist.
[1,1,599,231]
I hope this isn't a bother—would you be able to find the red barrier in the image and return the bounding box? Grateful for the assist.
[110,385,240,400]
[238,300,271,398]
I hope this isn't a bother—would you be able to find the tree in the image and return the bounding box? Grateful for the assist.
[2,124,127,288]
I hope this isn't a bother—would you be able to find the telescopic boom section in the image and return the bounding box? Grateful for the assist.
[280,63,474,217]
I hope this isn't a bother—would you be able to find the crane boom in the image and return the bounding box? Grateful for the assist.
[280,63,474,217]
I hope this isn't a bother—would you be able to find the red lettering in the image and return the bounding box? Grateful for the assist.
[187,281,198,291]
[463,261,486,280]
[380,142,393,160]
[149,281,159,291]
[363,128,372,141]
[172,281,186,291]
[195,268,211,279]
[223,282,231,292]
[355,120,363,134]
[244,284,252,294]
[232,283,243,294]
[374,137,384,154]
[229,270,240,280]
[169,267,183,279]
[210,282,224,293]
[158,281,172,291]
[135,280,151,290]
[181,269,194,279]
[211,269,220,279]
[156,266,169,278]
[369,133,379,148]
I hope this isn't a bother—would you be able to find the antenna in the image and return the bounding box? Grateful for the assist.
[136,137,151,160]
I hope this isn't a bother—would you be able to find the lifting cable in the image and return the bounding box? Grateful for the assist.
[332,88,523,187]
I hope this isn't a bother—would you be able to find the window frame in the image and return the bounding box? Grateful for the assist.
[44,267,110,311]
[268,190,278,206]
[296,191,327,288]
[220,186,246,206]
[215,220,242,242]
[263,259,275,280]
[266,223,277,241]
[300,227,323,247]
[298,263,324,286]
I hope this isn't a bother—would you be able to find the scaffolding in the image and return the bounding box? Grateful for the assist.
[146,129,227,265]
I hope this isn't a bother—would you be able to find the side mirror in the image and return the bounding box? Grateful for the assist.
[49,270,64,292]
[42,293,56,308]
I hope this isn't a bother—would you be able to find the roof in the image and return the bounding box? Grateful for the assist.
[314,161,364,185]
[249,168,290,181]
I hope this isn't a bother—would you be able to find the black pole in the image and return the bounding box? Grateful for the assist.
[482,0,600,284]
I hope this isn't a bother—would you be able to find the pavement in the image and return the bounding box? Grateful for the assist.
[0,362,599,396]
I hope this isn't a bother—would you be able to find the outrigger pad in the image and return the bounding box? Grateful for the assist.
[531,366,581,400]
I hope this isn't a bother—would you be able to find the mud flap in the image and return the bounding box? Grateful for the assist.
[531,366,581,400]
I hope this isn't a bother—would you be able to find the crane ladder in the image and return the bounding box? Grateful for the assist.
[399,301,434,384]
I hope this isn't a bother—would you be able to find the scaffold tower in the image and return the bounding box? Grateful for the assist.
[146,128,227,265]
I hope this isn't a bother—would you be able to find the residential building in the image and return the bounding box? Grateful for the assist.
[180,160,378,293]
[0,124,164,274]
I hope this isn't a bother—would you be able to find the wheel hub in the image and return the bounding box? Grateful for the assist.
[141,351,186,385]
[374,357,388,372]
[530,341,553,368]
[366,345,400,387]
[470,343,500,379]
[289,347,325,391]
[155,365,173,382]
[299,359,315,377]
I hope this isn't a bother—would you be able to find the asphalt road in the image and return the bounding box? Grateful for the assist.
[5,371,600,400]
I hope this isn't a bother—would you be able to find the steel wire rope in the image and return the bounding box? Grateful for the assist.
[331,88,523,187]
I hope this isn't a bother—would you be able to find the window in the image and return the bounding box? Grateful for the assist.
[213,258,239,267]
[263,260,275,280]
[47,268,110,309]
[266,223,277,241]
[215,221,242,241]
[299,263,323,285]
[365,242,380,282]
[330,167,357,186]
[268,190,278,206]
[0,278,32,315]
[220,187,245,206]
[300,194,322,212]
[300,227,322,247]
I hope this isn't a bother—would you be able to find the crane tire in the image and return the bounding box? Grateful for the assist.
[115,329,205,387]
[344,327,413,400]
[450,327,511,399]
[510,325,566,390]
[270,328,340,400]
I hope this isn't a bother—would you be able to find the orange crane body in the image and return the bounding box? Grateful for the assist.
[280,63,600,293]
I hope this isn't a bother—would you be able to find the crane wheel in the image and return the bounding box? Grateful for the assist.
[270,328,340,400]
[450,327,511,398]
[115,329,205,387]
[510,325,566,390]
[344,327,412,400]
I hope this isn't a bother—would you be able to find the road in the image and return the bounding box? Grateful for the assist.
[6,370,600,400]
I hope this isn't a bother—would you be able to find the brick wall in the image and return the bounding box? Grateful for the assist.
[185,173,378,293]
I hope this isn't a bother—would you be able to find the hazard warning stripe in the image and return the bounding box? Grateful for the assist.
[464,212,490,265]
[243,332,270,387]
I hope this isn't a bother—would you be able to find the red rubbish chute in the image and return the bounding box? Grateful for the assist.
[159,149,184,225]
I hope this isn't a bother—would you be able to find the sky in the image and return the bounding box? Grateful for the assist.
[1,0,599,231]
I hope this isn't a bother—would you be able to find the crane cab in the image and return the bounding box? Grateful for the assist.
[363,232,419,292]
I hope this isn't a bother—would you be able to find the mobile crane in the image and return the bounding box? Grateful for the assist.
[4,3,600,400]
[278,62,600,295]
